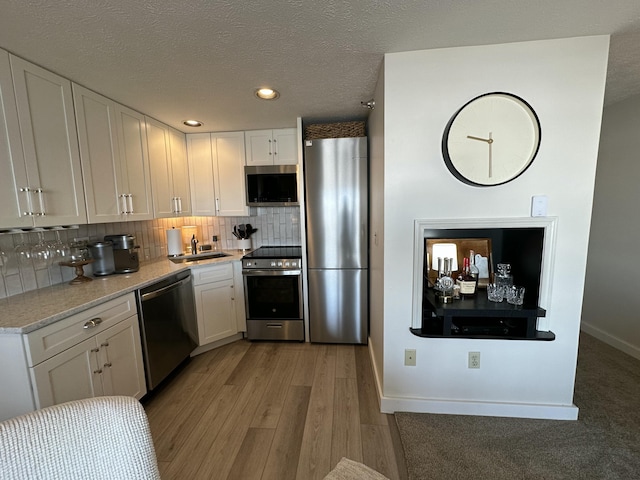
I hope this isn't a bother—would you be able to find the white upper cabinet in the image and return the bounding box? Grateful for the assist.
[187,131,248,217]
[146,117,192,218]
[73,84,153,223]
[0,49,31,228]
[244,128,298,165]
[115,104,154,220]
[2,53,86,227]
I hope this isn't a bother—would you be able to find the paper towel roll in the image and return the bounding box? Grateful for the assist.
[166,228,183,256]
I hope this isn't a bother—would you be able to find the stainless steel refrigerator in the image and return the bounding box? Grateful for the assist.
[304,136,368,344]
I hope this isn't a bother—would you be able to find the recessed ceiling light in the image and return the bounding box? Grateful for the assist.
[255,88,280,100]
[183,120,203,127]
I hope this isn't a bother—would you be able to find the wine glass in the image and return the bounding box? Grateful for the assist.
[14,233,33,268]
[0,248,8,276]
[31,232,51,270]
[48,230,70,264]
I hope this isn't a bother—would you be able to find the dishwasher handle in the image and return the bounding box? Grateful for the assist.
[140,276,191,302]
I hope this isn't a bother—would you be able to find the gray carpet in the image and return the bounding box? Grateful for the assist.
[394,333,640,479]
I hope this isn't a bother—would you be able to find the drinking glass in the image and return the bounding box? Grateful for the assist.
[49,230,70,264]
[14,234,33,268]
[31,232,51,270]
[506,286,525,306]
[0,248,8,276]
[487,283,504,302]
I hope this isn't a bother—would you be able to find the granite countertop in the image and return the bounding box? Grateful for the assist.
[0,250,245,334]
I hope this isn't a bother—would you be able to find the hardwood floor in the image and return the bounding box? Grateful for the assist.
[143,340,402,480]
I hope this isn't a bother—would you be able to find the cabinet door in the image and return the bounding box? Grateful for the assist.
[96,315,146,400]
[30,337,103,409]
[0,49,31,228]
[194,276,237,345]
[167,127,191,216]
[115,104,153,220]
[146,116,174,217]
[73,84,122,223]
[187,132,217,216]
[245,129,274,165]
[11,55,87,227]
[273,128,298,165]
[214,131,249,216]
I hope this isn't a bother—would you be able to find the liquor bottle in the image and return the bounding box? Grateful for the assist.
[469,250,480,283]
[456,257,477,297]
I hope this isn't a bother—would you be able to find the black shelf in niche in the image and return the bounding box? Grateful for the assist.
[411,288,555,341]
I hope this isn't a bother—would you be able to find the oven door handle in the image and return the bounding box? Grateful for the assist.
[242,269,301,276]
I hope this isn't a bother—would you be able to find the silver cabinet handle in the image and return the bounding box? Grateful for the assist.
[273,138,277,156]
[127,193,134,214]
[103,362,112,368]
[83,317,103,329]
[215,197,220,212]
[119,194,128,214]
[100,342,109,347]
[93,369,103,374]
[268,138,272,155]
[20,187,34,216]
[266,323,283,329]
[35,187,45,216]
[90,347,99,353]
[177,196,183,213]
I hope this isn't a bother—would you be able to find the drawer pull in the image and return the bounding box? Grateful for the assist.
[100,342,109,347]
[93,369,102,374]
[266,323,283,329]
[90,348,99,353]
[83,318,103,329]
[103,362,112,368]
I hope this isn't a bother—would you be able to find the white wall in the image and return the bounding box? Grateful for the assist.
[373,36,609,419]
[582,95,640,359]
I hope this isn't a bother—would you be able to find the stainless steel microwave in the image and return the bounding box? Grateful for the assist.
[245,165,299,206]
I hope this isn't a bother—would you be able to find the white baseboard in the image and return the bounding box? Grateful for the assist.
[581,322,640,361]
[379,396,579,420]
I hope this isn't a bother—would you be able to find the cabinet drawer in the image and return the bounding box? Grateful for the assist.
[23,293,137,366]
[192,263,233,286]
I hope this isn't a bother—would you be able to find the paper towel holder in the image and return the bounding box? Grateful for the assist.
[166,227,184,257]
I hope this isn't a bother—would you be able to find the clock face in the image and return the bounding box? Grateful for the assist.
[442,92,541,186]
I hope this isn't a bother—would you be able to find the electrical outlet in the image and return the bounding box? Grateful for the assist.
[404,349,416,366]
[468,351,480,369]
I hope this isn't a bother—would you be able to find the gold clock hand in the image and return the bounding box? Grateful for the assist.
[467,135,491,143]
[488,132,493,178]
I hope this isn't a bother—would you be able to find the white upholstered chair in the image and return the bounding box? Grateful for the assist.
[0,396,160,480]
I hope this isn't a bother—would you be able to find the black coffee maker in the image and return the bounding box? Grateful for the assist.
[104,234,139,273]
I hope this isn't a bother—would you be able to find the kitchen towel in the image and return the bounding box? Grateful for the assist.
[166,228,183,256]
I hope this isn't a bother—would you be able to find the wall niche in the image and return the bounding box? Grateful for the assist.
[411,217,557,337]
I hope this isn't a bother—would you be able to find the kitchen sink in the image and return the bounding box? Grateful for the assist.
[169,252,231,264]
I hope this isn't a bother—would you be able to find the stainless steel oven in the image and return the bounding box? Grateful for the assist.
[242,246,304,341]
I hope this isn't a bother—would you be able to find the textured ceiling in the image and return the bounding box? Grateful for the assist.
[1,0,640,133]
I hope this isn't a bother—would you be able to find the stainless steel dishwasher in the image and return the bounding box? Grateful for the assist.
[136,270,198,391]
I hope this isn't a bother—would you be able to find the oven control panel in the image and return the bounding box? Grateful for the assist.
[242,258,300,270]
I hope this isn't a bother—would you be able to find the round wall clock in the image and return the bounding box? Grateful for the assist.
[442,92,541,187]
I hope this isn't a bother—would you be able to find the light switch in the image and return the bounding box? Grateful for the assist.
[531,195,548,217]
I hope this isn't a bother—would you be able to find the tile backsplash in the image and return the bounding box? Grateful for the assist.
[0,207,300,299]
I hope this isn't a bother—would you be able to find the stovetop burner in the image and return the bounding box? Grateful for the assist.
[243,246,302,259]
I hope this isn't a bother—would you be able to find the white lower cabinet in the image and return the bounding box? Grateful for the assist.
[192,262,244,346]
[31,315,146,408]
[0,293,146,420]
